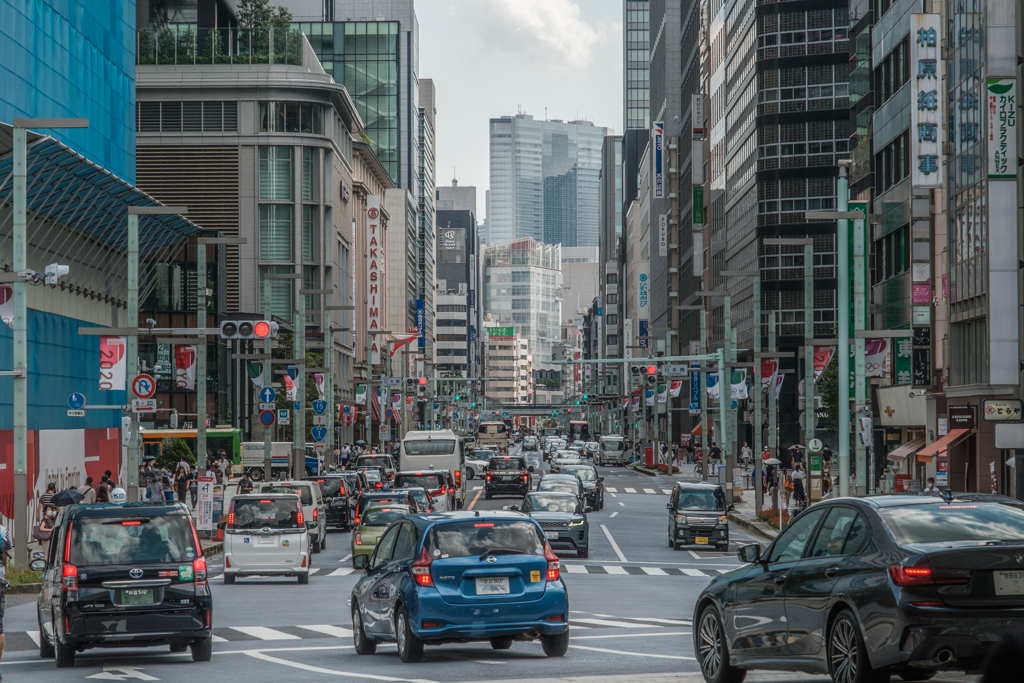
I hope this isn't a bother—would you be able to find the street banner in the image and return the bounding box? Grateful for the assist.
[730,369,748,399]
[312,373,325,401]
[645,388,655,403]
[706,372,719,399]
[99,336,127,391]
[760,357,779,393]
[631,395,641,413]
[865,338,889,378]
[284,374,296,402]
[774,374,785,399]
[671,380,683,397]
[355,384,367,405]
[175,345,197,390]
[247,361,264,388]
[0,284,12,328]
[813,346,835,382]
[366,195,383,365]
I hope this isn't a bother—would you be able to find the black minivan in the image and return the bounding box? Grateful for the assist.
[36,502,213,667]
[667,482,731,551]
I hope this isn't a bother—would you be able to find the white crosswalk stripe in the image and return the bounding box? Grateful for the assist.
[230,626,301,640]
[564,563,590,573]
[641,566,668,576]
[328,567,355,576]
[26,630,40,646]
[594,486,671,495]
[624,487,637,493]
[606,487,618,492]
[572,618,649,628]
[681,568,708,577]
[296,624,353,638]
[643,488,656,494]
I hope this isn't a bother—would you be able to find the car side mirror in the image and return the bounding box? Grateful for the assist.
[30,559,46,572]
[216,521,226,530]
[666,503,673,510]
[353,554,369,569]
[598,477,604,481]
[737,543,762,564]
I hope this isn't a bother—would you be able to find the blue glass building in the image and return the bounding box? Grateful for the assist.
[0,0,136,183]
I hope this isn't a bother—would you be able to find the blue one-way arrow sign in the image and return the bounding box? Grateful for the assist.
[260,387,276,403]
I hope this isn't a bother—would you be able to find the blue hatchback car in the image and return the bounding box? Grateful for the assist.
[351,510,570,662]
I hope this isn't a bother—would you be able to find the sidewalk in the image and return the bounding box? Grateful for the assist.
[728,494,779,541]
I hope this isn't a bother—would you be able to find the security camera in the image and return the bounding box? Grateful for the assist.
[146,319,157,327]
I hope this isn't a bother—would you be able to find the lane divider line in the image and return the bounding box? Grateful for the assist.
[600,524,628,562]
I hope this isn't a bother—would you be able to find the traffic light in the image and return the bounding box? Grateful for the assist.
[220,319,278,340]
[416,377,428,398]
[646,364,658,386]
[575,400,580,405]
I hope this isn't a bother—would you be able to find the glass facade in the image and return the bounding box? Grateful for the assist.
[297,21,400,181]
[0,0,136,182]
[624,0,651,130]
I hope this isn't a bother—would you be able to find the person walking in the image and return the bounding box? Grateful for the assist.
[741,442,752,471]
[792,463,807,513]
[237,471,254,495]
[175,467,188,503]
[80,477,96,505]
[95,487,111,504]
[709,442,722,476]
[822,444,833,475]
[38,482,57,518]
[0,517,14,679]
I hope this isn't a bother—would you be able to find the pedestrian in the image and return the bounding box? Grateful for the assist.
[923,477,939,493]
[793,447,804,468]
[161,477,174,501]
[38,482,57,518]
[146,476,164,501]
[741,442,752,471]
[104,470,116,488]
[80,477,96,505]
[709,442,722,476]
[821,475,833,499]
[822,444,833,475]
[95,486,111,504]
[792,463,806,512]
[237,471,254,495]
[218,455,229,482]
[188,469,198,507]
[780,447,794,472]
[0,515,14,676]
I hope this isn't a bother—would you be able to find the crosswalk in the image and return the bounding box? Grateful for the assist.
[4,615,690,651]
[561,563,730,577]
[604,487,672,495]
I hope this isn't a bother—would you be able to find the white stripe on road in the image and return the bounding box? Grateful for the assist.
[600,524,628,562]
[570,630,690,641]
[605,487,617,492]
[643,488,655,494]
[564,563,589,574]
[568,644,694,660]
[212,634,228,642]
[296,624,353,638]
[328,567,355,576]
[609,511,618,518]
[640,567,668,576]
[231,626,301,640]
[571,618,648,628]
[618,502,625,507]
[26,630,40,646]
[681,568,708,577]
[340,554,352,562]
[602,565,628,575]
[662,489,672,494]
[243,650,438,682]
[308,568,319,575]
[624,487,637,493]
[625,617,692,625]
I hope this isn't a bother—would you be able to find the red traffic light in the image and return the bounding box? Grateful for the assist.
[417,378,427,386]
[647,365,657,375]
[253,321,271,338]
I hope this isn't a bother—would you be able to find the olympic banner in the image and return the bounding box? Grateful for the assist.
[175,345,197,390]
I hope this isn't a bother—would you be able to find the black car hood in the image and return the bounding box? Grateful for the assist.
[529,511,584,523]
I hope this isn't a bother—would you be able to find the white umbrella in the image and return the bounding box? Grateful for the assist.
[763,457,782,465]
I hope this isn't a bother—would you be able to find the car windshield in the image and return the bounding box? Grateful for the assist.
[565,467,597,481]
[556,452,578,460]
[361,469,382,482]
[880,503,1024,544]
[357,456,392,468]
[586,443,600,450]
[69,515,196,565]
[305,478,342,498]
[472,450,494,461]
[340,474,359,490]
[394,473,444,489]
[399,489,430,509]
[361,507,408,527]
[538,480,578,495]
[230,498,304,530]
[572,442,584,448]
[523,494,579,514]
[601,439,624,451]
[261,484,312,505]
[425,519,545,559]
[404,439,456,455]
[489,459,524,471]
[676,489,726,511]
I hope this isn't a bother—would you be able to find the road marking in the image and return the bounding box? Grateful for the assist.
[340,554,352,562]
[472,660,506,665]
[231,626,302,641]
[571,618,648,628]
[568,644,695,660]
[212,635,228,642]
[609,511,618,518]
[643,488,656,494]
[571,630,690,640]
[662,488,672,494]
[640,566,668,576]
[86,664,159,680]
[564,563,589,574]
[605,487,617,492]
[681,568,708,577]
[243,650,437,682]
[618,501,625,507]
[624,487,637,493]
[688,550,704,560]
[600,524,628,562]
[308,568,319,575]
[610,492,617,498]
[328,567,354,576]
[25,629,39,646]
[624,617,692,625]
[296,624,353,638]
[466,488,483,510]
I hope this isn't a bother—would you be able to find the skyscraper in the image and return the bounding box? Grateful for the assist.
[624,1,651,130]
[488,115,607,247]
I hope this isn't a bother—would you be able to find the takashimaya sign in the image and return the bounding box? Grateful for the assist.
[367,196,382,365]
[910,14,943,188]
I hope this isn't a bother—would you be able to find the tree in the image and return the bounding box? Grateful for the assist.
[159,437,195,470]
[818,357,840,435]
[236,0,292,27]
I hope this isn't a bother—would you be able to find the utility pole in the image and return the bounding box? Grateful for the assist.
[769,311,778,510]
[292,277,305,480]
[722,269,761,507]
[804,240,814,456]
[701,311,709,482]
[263,278,273,481]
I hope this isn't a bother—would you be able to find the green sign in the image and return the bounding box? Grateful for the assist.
[486,327,515,338]
[809,454,823,476]
[692,186,704,224]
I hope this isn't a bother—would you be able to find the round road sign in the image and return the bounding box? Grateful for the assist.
[259,410,276,426]
[132,374,156,399]
[384,408,394,419]
[67,392,86,410]
[808,438,823,452]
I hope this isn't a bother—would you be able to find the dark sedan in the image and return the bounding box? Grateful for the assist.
[536,474,585,503]
[693,493,1024,683]
[561,464,604,511]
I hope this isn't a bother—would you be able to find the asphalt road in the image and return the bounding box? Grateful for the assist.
[1,445,979,683]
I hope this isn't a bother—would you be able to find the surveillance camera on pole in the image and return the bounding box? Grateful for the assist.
[44,263,70,285]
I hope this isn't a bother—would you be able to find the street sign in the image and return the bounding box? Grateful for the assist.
[382,377,403,387]
[313,444,326,452]
[312,415,327,425]
[311,399,327,415]
[663,364,689,376]
[808,438,823,452]
[132,374,156,399]
[259,402,276,410]
[311,427,327,442]
[379,424,390,441]
[259,410,276,426]
[197,476,214,530]
[278,409,290,425]
[67,409,86,417]
[259,387,277,403]
[434,403,440,411]
[132,399,156,413]
[67,392,86,410]
[385,408,394,419]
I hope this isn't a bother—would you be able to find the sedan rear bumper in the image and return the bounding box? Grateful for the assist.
[894,608,1024,671]
[413,585,569,640]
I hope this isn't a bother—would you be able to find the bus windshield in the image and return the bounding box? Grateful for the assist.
[478,423,507,435]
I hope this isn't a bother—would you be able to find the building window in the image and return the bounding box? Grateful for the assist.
[606,273,618,284]
[605,294,618,304]
[607,335,618,345]
[606,314,618,325]
[260,266,293,319]
[302,206,318,262]
[302,148,320,201]
[259,146,293,200]
[259,205,293,261]
[259,102,324,135]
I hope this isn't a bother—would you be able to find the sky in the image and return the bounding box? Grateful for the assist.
[418,0,623,221]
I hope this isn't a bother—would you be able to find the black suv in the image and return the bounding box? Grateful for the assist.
[667,482,731,551]
[485,456,531,499]
[303,474,354,530]
[36,502,213,667]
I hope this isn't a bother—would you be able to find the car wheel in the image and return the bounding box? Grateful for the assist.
[467,468,475,480]
[352,605,377,655]
[320,534,327,551]
[490,637,514,650]
[697,605,745,683]
[828,609,887,683]
[224,573,236,584]
[54,633,75,668]
[396,607,424,663]
[297,572,309,585]
[577,546,589,558]
[38,615,54,659]
[170,643,189,653]
[191,634,213,662]
[540,629,569,657]
[312,536,321,554]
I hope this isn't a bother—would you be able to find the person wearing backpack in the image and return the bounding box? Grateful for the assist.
[0,519,13,679]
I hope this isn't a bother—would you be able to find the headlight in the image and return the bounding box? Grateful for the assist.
[716,516,728,527]
[675,515,688,525]
[569,519,584,526]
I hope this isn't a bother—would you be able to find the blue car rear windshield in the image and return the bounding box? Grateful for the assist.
[426,520,545,559]
[880,503,1024,544]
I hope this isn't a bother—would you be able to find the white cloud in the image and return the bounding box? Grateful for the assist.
[470,0,603,68]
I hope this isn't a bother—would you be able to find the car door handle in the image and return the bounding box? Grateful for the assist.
[825,565,841,578]
[774,573,788,585]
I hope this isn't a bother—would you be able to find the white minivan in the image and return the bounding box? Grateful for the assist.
[219,493,312,584]
[399,430,466,508]
[258,481,326,553]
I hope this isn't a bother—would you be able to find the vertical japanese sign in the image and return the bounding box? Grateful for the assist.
[653,121,664,198]
[623,319,633,359]
[689,340,701,411]
[366,196,382,365]
[196,475,215,530]
[658,214,668,257]
[692,186,705,225]
[910,14,943,187]
[636,261,649,317]
[638,320,649,350]
[416,299,425,348]
[691,94,705,136]
[895,338,913,384]
[987,79,1017,178]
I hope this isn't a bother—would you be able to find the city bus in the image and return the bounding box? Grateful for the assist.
[141,427,242,468]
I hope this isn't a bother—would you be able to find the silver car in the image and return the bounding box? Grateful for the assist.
[465,449,495,479]
[220,494,313,584]
[551,451,584,473]
[511,491,591,558]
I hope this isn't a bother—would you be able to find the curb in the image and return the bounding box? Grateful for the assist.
[7,583,41,595]
[728,513,778,541]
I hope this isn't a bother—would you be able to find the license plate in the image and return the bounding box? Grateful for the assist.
[545,531,558,539]
[476,576,510,595]
[257,536,275,545]
[695,537,709,545]
[121,588,154,605]
[994,571,1024,595]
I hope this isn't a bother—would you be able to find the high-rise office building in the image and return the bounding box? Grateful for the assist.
[417,79,437,356]
[624,1,651,130]
[488,115,607,247]
[598,135,623,396]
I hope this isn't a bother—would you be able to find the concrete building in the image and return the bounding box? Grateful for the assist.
[625,1,652,130]
[598,135,624,394]
[483,326,523,404]
[488,115,608,248]
[436,181,481,378]
[560,247,600,327]
[434,289,469,375]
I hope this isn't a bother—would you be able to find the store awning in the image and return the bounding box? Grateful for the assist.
[886,436,926,461]
[691,422,714,436]
[916,429,971,462]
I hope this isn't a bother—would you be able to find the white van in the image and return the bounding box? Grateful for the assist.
[399,430,466,508]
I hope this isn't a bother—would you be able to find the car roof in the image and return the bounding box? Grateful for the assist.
[528,490,576,498]
[539,475,579,483]
[261,480,315,488]
[363,501,411,511]
[234,493,301,500]
[563,463,595,470]
[860,492,1024,508]
[674,482,723,491]
[396,469,449,475]
[69,502,190,518]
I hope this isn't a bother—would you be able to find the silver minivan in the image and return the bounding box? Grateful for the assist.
[258,481,326,552]
[219,494,312,584]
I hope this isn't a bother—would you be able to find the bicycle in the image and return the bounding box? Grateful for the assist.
[693,463,703,478]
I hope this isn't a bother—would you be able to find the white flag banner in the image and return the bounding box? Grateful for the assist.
[312,373,325,401]
[670,380,683,397]
[865,338,889,378]
[730,369,748,400]
[0,284,12,328]
[706,373,719,399]
[773,373,785,399]
[99,336,127,391]
[284,374,297,401]
[657,384,668,403]
[355,384,367,405]
[175,345,197,390]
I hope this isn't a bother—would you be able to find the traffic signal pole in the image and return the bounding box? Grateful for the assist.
[197,241,208,472]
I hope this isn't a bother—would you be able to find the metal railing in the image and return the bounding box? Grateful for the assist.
[137,26,305,67]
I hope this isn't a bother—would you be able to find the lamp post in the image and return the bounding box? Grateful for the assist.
[8,118,87,568]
